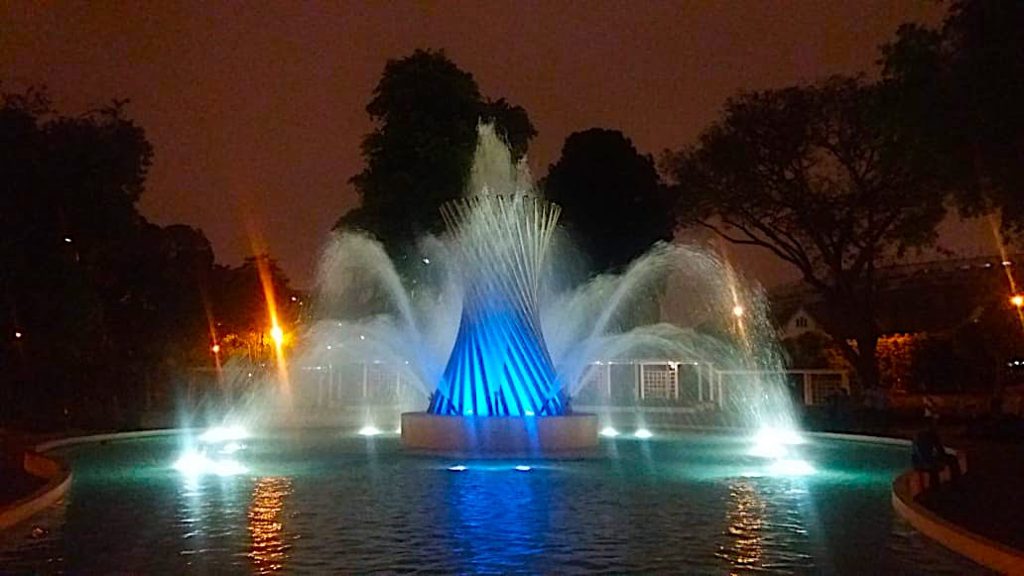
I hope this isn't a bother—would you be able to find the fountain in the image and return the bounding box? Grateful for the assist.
[400,129,598,453]
[300,124,797,456]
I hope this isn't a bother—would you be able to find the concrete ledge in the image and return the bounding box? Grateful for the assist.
[401,412,598,456]
[0,451,71,531]
[892,457,1024,575]
[0,428,187,532]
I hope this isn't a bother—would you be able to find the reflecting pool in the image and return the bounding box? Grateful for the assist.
[0,431,989,574]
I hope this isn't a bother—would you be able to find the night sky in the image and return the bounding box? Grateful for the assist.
[3,1,993,288]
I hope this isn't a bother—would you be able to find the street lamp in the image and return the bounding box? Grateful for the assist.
[1011,294,1024,309]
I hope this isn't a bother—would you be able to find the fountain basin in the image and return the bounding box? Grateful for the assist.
[400,412,598,456]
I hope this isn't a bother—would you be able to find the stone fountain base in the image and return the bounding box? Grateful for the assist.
[400,412,598,456]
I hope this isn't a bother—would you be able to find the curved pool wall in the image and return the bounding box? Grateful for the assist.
[892,460,1024,574]
[0,451,70,531]
[0,428,990,574]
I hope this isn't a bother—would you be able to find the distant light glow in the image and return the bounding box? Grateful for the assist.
[210,343,221,354]
[634,428,653,439]
[173,449,247,477]
[14,331,22,339]
[199,425,249,444]
[357,425,381,437]
[63,237,72,243]
[732,304,745,317]
[1012,294,1024,308]
[270,325,285,345]
[422,257,431,265]
[514,465,532,472]
[599,426,620,438]
[448,465,468,472]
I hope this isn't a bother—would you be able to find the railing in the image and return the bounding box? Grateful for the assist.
[169,361,849,412]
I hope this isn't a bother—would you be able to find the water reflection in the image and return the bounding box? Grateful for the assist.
[720,479,765,571]
[248,476,292,573]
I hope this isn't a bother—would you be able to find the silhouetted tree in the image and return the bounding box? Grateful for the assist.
[664,78,948,389]
[543,129,675,274]
[881,0,1024,234]
[338,49,536,265]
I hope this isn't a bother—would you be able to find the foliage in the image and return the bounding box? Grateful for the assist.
[0,88,297,428]
[339,49,537,264]
[880,0,1024,234]
[665,77,948,388]
[543,129,675,274]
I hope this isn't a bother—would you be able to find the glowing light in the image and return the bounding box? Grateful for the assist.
[767,459,816,477]
[514,465,532,472]
[210,343,221,354]
[173,449,247,477]
[1011,294,1024,308]
[326,345,332,350]
[732,305,745,318]
[357,425,381,437]
[634,428,653,439]
[199,425,249,444]
[270,325,285,345]
[448,465,468,472]
[220,442,244,454]
[14,331,22,339]
[749,427,805,459]
[599,426,620,438]
[63,237,72,243]
[422,257,431,265]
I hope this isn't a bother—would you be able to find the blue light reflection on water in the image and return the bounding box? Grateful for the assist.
[0,432,991,575]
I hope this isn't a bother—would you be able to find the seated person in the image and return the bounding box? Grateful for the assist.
[912,419,961,488]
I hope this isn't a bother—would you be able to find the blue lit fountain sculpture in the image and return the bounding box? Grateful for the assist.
[401,126,598,454]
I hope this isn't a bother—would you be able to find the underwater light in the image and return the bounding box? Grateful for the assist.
[599,427,620,438]
[173,449,247,477]
[220,442,244,455]
[199,425,249,444]
[514,465,532,472]
[768,458,816,477]
[358,425,382,437]
[634,428,653,439]
[448,465,468,472]
[749,427,804,459]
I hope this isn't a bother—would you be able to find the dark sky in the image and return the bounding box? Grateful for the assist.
[3,1,994,288]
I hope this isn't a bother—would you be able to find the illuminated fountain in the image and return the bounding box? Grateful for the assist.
[269,124,800,457]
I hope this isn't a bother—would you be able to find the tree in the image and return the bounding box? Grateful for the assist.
[543,129,675,274]
[881,0,1024,234]
[338,49,536,264]
[664,78,947,388]
[0,88,157,425]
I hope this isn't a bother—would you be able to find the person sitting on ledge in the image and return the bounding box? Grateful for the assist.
[912,418,961,488]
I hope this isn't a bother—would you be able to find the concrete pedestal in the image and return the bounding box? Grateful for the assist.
[400,412,598,456]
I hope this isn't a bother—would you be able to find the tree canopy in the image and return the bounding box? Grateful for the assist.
[664,77,948,387]
[0,88,296,428]
[338,49,536,263]
[544,128,675,274]
[881,0,1024,234]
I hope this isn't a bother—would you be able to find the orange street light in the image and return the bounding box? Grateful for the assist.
[270,325,285,346]
[1011,294,1024,308]
[211,343,221,354]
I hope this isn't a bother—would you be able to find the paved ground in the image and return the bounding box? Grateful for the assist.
[0,463,44,506]
[918,440,1024,551]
